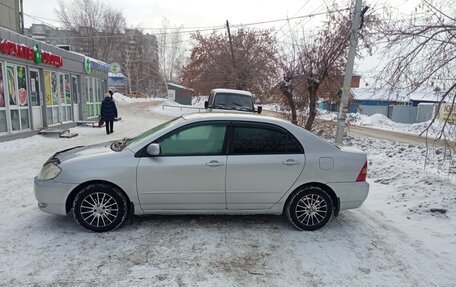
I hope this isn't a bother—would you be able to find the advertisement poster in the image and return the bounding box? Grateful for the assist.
[439,104,456,125]
[44,71,52,105]
[7,66,16,106]
[64,74,71,104]
[0,63,5,107]
[16,66,27,106]
[51,72,58,105]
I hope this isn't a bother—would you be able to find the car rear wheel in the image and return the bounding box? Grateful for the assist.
[286,186,333,231]
[73,183,128,232]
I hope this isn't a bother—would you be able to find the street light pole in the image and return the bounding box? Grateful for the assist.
[335,0,363,144]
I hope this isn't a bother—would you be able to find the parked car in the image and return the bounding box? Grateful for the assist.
[34,113,369,232]
[205,88,262,113]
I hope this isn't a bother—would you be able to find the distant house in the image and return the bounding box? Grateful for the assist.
[349,88,409,116]
[108,72,127,94]
[167,83,194,105]
[108,63,127,94]
[334,87,444,124]
[409,88,443,106]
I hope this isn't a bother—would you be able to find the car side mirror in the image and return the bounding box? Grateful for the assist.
[204,101,209,109]
[257,106,262,114]
[146,143,160,156]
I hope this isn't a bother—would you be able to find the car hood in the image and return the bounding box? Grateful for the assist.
[53,142,113,163]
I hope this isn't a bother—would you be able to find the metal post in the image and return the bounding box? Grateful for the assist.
[335,0,363,144]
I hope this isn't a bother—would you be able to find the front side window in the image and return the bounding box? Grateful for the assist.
[232,124,303,155]
[158,122,227,156]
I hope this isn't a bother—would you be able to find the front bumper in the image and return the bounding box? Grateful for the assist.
[327,181,369,210]
[34,176,78,215]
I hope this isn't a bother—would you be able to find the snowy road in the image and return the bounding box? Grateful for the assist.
[348,125,455,148]
[0,101,455,286]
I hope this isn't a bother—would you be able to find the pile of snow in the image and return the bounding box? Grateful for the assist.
[192,96,208,108]
[113,92,155,103]
[149,99,205,117]
[262,103,286,112]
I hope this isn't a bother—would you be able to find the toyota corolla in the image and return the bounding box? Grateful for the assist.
[34,113,369,232]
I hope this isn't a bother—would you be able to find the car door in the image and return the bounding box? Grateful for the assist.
[226,122,305,209]
[137,121,229,210]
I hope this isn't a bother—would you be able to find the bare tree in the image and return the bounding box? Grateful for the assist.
[277,3,377,130]
[56,0,126,62]
[181,28,279,97]
[380,0,456,143]
[157,18,186,84]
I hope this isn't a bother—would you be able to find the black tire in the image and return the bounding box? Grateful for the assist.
[73,183,128,232]
[285,186,333,231]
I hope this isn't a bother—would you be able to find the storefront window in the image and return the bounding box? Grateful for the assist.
[29,70,41,106]
[7,66,16,106]
[0,63,5,108]
[44,70,52,105]
[6,64,30,132]
[0,62,6,133]
[85,77,102,118]
[17,66,28,107]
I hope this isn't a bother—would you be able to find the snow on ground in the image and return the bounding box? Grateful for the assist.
[0,101,455,286]
[317,109,455,140]
[113,92,165,103]
[149,97,206,117]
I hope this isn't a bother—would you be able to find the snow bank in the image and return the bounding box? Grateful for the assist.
[113,92,157,103]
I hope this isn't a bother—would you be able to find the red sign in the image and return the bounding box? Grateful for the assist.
[42,51,63,68]
[0,40,63,68]
[0,40,34,61]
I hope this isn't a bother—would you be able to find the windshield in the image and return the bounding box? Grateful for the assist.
[123,117,183,148]
[214,93,253,111]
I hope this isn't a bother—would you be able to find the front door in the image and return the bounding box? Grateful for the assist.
[137,122,228,210]
[71,76,80,121]
[226,122,305,209]
[29,69,43,129]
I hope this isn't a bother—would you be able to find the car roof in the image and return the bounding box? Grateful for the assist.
[211,88,252,96]
[182,112,289,124]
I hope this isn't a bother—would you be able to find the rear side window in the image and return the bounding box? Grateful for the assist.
[231,124,303,155]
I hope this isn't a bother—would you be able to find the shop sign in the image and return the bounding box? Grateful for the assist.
[84,57,109,75]
[0,39,63,68]
[110,63,121,73]
[439,103,456,125]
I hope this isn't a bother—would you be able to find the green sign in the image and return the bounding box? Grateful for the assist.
[84,57,92,73]
[110,63,121,73]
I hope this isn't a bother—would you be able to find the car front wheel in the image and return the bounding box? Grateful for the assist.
[286,186,333,231]
[73,183,128,232]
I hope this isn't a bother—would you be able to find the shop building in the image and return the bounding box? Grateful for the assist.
[0,26,109,142]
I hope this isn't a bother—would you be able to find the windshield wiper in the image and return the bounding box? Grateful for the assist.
[232,102,251,111]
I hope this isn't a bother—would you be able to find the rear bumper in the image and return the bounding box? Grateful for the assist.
[34,176,78,215]
[327,181,369,210]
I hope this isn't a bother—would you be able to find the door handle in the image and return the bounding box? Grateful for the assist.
[205,160,225,167]
[282,159,300,166]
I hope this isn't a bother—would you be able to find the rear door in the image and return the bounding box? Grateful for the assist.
[226,122,305,209]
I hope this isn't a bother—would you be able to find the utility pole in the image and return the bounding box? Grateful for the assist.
[335,0,364,144]
[226,20,240,89]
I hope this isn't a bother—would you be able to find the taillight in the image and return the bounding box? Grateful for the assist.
[356,161,368,182]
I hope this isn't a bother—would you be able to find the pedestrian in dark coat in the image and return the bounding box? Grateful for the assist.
[100,93,118,134]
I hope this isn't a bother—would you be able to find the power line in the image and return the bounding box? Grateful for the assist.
[24,8,350,40]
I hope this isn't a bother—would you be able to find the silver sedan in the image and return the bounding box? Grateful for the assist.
[34,113,369,232]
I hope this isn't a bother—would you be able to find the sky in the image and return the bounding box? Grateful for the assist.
[22,0,422,86]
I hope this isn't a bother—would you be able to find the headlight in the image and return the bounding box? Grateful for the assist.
[38,163,62,180]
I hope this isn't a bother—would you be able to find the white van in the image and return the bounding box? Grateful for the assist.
[204,88,262,113]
